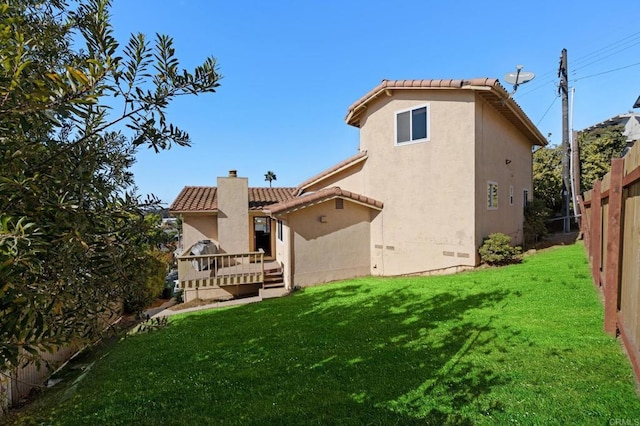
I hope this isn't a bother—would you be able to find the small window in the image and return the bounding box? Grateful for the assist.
[523,189,529,208]
[335,198,344,210]
[395,104,429,145]
[509,185,514,206]
[277,219,283,241]
[487,182,498,209]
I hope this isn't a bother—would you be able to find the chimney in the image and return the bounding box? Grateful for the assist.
[217,170,249,253]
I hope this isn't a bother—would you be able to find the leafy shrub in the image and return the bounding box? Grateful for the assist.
[174,289,184,304]
[479,233,522,266]
[123,250,167,314]
[523,199,550,247]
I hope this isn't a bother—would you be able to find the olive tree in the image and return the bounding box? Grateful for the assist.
[0,0,221,368]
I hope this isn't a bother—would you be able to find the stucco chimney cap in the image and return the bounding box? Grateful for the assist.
[229,170,237,177]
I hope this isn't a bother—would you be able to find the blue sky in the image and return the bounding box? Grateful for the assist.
[109,0,640,205]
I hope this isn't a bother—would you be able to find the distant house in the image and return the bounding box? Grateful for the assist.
[582,112,640,152]
[170,78,547,302]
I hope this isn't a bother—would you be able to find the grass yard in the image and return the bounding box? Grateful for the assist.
[9,243,640,425]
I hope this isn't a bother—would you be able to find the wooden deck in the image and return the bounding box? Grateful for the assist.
[178,250,282,290]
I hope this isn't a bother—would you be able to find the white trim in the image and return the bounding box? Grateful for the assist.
[394,103,430,146]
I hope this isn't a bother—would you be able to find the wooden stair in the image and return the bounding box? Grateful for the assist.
[263,264,284,288]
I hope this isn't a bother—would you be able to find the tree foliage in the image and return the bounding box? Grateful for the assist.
[579,125,626,191]
[264,170,277,187]
[0,0,221,368]
[532,145,563,214]
[532,125,627,216]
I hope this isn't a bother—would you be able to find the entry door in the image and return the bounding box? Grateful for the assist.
[253,217,272,257]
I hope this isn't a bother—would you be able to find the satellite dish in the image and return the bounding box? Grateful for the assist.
[503,65,535,96]
[504,71,535,85]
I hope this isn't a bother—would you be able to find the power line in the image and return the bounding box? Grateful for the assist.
[536,95,559,126]
[572,61,640,82]
[515,30,640,100]
[572,31,640,67]
[573,39,640,73]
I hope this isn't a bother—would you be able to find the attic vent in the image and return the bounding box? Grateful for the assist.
[335,198,344,210]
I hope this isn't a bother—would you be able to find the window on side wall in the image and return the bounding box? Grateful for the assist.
[487,182,498,210]
[523,189,529,208]
[395,104,429,145]
[277,219,283,241]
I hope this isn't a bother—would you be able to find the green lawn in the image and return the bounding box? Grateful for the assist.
[10,243,640,425]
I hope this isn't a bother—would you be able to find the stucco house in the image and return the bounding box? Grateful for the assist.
[170,78,547,302]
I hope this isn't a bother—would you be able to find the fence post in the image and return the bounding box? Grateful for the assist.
[604,158,624,335]
[590,180,602,288]
[577,195,589,250]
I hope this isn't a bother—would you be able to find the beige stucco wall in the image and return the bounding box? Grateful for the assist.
[217,175,249,253]
[274,218,293,290]
[181,213,218,252]
[303,160,366,194]
[354,91,478,276]
[474,98,533,246]
[286,200,373,287]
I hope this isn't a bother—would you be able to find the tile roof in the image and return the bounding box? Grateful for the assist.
[296,151,368,195]
[169,186,297,213]
[169,186,218,212]
[345,78,547,146]
[265,187,383,215]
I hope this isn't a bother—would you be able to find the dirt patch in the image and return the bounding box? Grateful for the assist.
[532,231,580,251]
[168,297,232,311]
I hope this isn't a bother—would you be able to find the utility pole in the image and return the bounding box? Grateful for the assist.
[558,48,571,233]
[572,129,581,227]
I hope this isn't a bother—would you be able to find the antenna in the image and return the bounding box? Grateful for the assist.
[503,64,535,96]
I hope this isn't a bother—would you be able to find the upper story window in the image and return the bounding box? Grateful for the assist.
[395,104,429,145]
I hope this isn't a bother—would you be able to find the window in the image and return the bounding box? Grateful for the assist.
[395,104,429,145]
[487,182,498,209]
[335,198,344,209]
[277,219,283,241]
[509,185,514,206]
[523,189,529,208]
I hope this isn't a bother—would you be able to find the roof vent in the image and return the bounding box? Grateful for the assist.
[229,170,237,177]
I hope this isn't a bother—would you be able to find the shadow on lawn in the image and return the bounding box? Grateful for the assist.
[173,280,519,424]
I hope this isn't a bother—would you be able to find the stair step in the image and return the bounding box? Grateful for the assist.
[263,282,285,289]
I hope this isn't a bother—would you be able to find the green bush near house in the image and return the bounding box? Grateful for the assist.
[479,232,522,265]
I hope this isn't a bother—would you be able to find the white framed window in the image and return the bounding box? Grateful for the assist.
[395,104,429,145]
[487,181,498,209]
[509,185,514,206]
[277,219,283,241]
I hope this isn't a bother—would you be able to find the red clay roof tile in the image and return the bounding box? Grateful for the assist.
[169,187,296,213]
[296,151,368,194]
[345,78,546,146]
[265,187,383,215]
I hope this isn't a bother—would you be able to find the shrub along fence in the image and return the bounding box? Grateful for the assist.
[579,141,640,381]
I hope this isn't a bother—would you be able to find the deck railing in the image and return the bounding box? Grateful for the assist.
[177,251,265,290]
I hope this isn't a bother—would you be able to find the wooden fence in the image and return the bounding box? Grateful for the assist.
[580,141,640,380]
[1,345,78,415]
